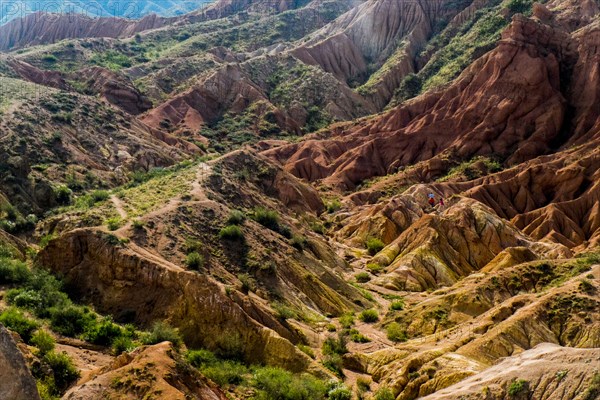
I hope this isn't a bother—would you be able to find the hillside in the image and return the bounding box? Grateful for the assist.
[0,0,214,24]
[0,0,599,399]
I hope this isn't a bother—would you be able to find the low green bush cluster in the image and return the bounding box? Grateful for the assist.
[219,225,244,240]
[3,267,144,355]
[366,238,385,256]
[355,272,371,283]
[359,309,379,323]
[185,252,204,270]
[386,322,407,342]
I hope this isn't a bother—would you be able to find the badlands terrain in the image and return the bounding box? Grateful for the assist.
[0,0,599,399]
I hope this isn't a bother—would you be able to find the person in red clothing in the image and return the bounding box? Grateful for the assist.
[439,198,445,208]
[428,196,436,208]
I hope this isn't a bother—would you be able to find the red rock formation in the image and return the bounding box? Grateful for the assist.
[6,58,69,90]
[0,12,168,51]
[74,67,152,115]
[267,14,579,190]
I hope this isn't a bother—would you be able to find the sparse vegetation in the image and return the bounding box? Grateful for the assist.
[339,313,355,329]
[367,263,384,274]
[219,225,244,240]
[355,272,371,283]
[386,322,407,342]
[227,209,246,225]
[508,379,528,397]
[349,329,371,343]
[374,387,395,400]
[252,207,280,230]
[0,307,39,342]
[366,238,385,255]
[359,309,379,323]
[185,252,204,270]
[390,299,405,311]
[583,372,600,400]
[141,321,182,348]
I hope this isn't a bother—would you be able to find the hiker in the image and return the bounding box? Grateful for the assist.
[439,197,445,208]
[428,193,436,208]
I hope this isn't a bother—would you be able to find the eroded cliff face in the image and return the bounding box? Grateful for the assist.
[266,13,579,188]
[37,229,314,371]
[0,12,169,51]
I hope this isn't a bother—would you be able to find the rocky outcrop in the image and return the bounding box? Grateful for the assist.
[291,0,492,108]
[142,55,375,137]
[37,229,313,371]
[345,195,570,291]
[423,343,600,400]
[0,325,41,400]
[266,13,579,189]
[6,58,69,90]
[74,67,152,115]
[63,342,227,400]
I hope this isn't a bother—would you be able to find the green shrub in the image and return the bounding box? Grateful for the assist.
[366,238,385,255]
[219,225,244,240]
[54,186,72,206]
[328,383,352,400]
[355,272,371,283]
[297,344,315,359]
[185,252,204,270]
[322,354,344,377]
[42,54,58,63]
[506,0,532,14]
[132,219,145,230]
[291,235,307,250]
[349,330,371,343]
[201,360,247,386]
[142,321,182,347]
[579,279,595,293]
[366,263,384,274]
[357,377,371,392]
[43,351,80,392]
[386,322,407,342]
[252,366,327,400]
[0,258,30,284]
[375,387,395,400]
[0,307,39,342]
[508,379,528,396]
[238,273,255,294]
[390,299,405,311]
[252,207,280,230]
[322,334,347,356]
[310,222,325,234]
[50,305,95,337]
[85,317,124,346]
[106,217,122,231]
[359,309,379,323]
[272,302,297,320]
[39,234,56,249]
[187,349,217,368]
[327,199,341,213]
[112,336,134,355]
[31,329,56,355]
[11,270,70,318]
[91,190,109,203]
[339,313,354,329]
[227,210,246,225]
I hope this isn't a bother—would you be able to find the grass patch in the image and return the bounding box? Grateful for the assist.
[359,309,379,323]
[366,238,385,256]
